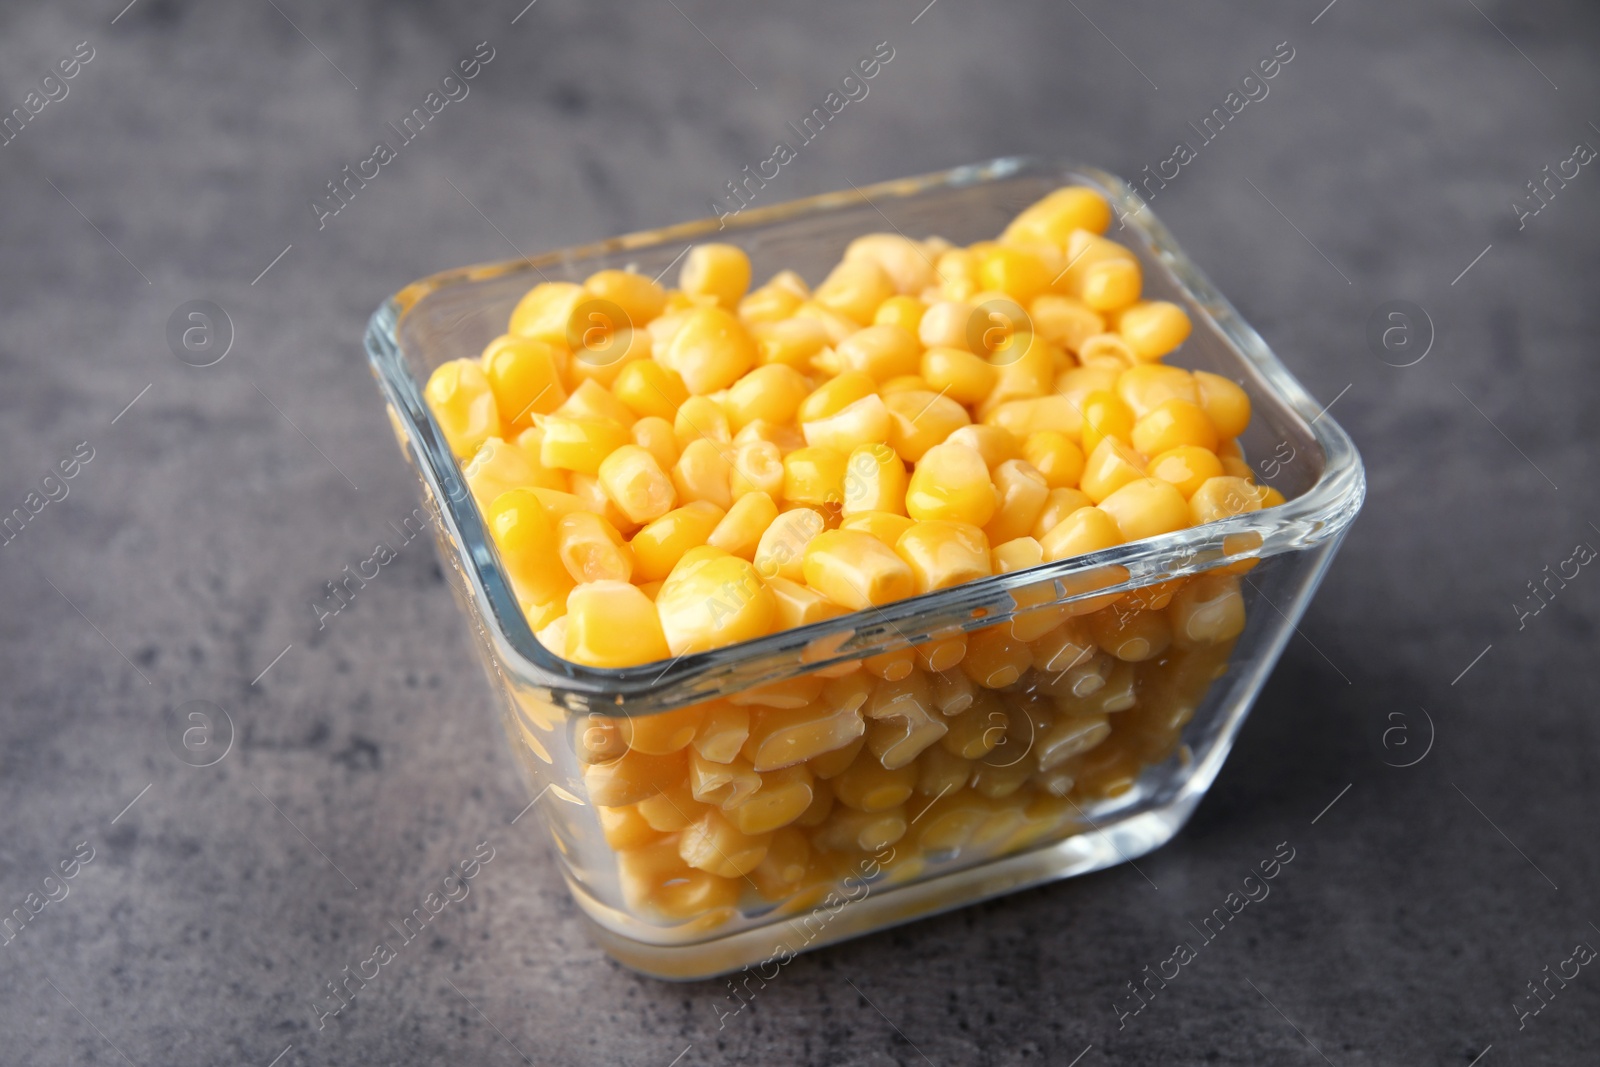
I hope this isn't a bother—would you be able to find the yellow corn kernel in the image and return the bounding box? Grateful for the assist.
[631,784,706,832]
[1131,398,1219,456]
[617,703,708,757]
[905,442,998,526]
[728,765,815,834]
[760,269,808,299]
[836,325,922,382]
[1030,618,1096,673]
[935,247,982,299]
[724,364,809,432]
[688,749,763,809]
[562,581,669,667]
[584,268,667,325]
[795,372,868,424]
[894,520,992,594]
[678,808,770,878]
[815,806,908,853]
[918,300,977,351]
[1040,505,1125,561]
[843,443,909,516]
[659,305,756,395]
[1189,476,1264,524]
[629,415,679,470]
[1036,714,1112,772]
[748,826,813,898]
[866,673,949,767]
[726,439,783,500]
[738,284,804,325]
[1077,332,1139,372]
[672,437,733,509]
[1147,445,1224,499]
[707,491,777,560]
[752,317,829,373]
[982,395,1083,442]
[599,805,664,851]
[920,346,997,406]
[509,281,587,346]
[1029,294,1104,353]
[509,428,572,491]
[873,294,927,335]
[969,756,1034,800]
[464,438,532,509]
[672,395,732,450]
[753,506,825,582]
[940,697,1005,760]
[862,646,914,682]
[556,377,637,429]
[803,529,916,609]
[793,300,861,345]
[646,308,691,354]
[807,735,866,780]
[693,702,751,763]
[832,753,918,812]
[655,550,774,654]
[914,632,967,673]
[1193,370,1252,439]
[816,259,895,324]
[992,536,1044,575]
[978,245,1050,303]
[917,744,973,797]
[568,472,637,535]
[679,243,752,310]
[425,359,500,458]
[931,669,976,717]
[582,748,687,806]
[744,676,868,770]
[884,390,972,463]
[945,424,1023,469]
[1016,431,1083,492]
[880,375,932,397]
[981,329,1056,405]
[782,447,848,510]
[1087,605,1172,662]
[557,511,635,584]
[1115,364,1197,420]
[1098,477,1193,542]
[1079,389,1134,456]
[983,459,1051,545]
[1116,300,1191,361]
[480,335,566,429]
[537,415,629,476]
[962,626,1031,688]
[801,394,891,453]
[567,321,649,390]
[845,233,938,295]
[1079,436,1146,503]
[764,575,844,630]
[621,840,739,921]
[1220,455,1256,483]
[596,444,676,525]
[1169,571,1246,645]
[840,510,916,547]
[486,488,575,606]
[1259,486,1287,508]
[734,418,805,455]
[1002,186,1113,246]
[630,501,726,582]
[612,359,688,421]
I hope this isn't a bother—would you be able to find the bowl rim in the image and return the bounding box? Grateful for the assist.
[364,156,1365,712]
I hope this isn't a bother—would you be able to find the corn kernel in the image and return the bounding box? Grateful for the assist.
[1033,487,1094,540]
[679,244,752,310]
[1029,294,1104,353]
[729,765,816,834]
[905,442,998,526]
[892,521,992,594]
[874,294,927,334]
[782,447,848,510]
[509,428,573,491]
[596,444,676,525]
[739,284,803,325]
[1078,390,1133,456]
[1036,714,1112,772]
[793,300,861,345]
[1098,477,1192,542]
[734,419,805,455]
[538,414,629,476]
[1077,332,1139,371]
[864,646,916,682]
[584,268,667,325]
[568,321,650,390]
[725,364,809,431]
[946,424,1023,469]
[726,439,783,500]
[845,233,938,295]
[918,300,978,351]
[629,416,679,470]
[815,259,895,325]
[839,509,917,547]
[754,507,825,582]
[688,749,763,809]
[866,672,949,769]
[1079,436,1146,503]
[556,377,636,429]
[583,748,687,806]
[1118,300,1192,361]
[752,317,829,371]
[599,804,664,851]
[843,443,909,516]
[836,325,922,382]
[425,359,501,458]
[917,745,973,796]
[963,626,1031,688]
[1087,605,1172,662]
[803,529,916,609]
[1040,505,1125,561]
[633,779,709,831]
[630,500,726,582]
[1259,486,1287,508]
[932,669,976,716]
[692,702,751,764]
[982,330,1056,406]
[814,807,907,853]
[659,306,756,395]
[568,471,637,535]
[672,437,733,509]
[802,394,892,453]
[1147,445,1224,499]
[796,371,871,422]
[992,536,1044,574]
[941,697,1005,759]
[832,752,918,812]
[915,633,967,673]
[1117,364,1200,418]
[983,395,1083,442]
[1188,476,1263,524]
[466,438,535,509]
[486,488,575,607]
[672,394,732,449]
[1193,370,1252,439]
[920,346,998,406]
[557,511,635,584]
[612,359,688,421]
[656,550,774,655]
[1131,398,1218,456]
[480,335,565,430]
[708,491,777,559]
[764,575,843,630]
[1168,571,1246,645]
[509,281,587,346]
[979,245,1050,303]
[563,581,669,667]
[885,390,972,463]
[678,808,770,877]
[983,460,1051,545]
[1002,187,1113,246]
[744,677,868,771]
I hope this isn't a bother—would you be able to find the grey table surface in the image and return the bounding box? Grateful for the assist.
[2,1,1597,1064]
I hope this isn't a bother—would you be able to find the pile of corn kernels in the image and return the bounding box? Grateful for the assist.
[425,186,1278,922]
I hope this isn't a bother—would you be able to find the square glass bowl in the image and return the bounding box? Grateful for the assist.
[364,157,1363,979]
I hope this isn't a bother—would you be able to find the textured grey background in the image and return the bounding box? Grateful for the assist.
[1,1,1597,1064]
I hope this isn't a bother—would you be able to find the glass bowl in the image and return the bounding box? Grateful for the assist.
[363,156,1364,979]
